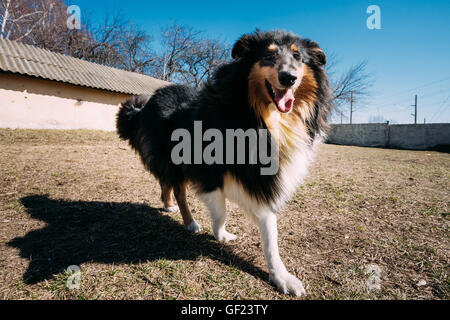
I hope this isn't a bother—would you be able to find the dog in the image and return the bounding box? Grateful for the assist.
[116,30,332,296]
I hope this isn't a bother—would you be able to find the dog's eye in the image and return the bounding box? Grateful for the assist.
[293,52,301,61]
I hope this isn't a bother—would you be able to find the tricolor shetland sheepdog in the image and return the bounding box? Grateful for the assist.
[116,30,332,296]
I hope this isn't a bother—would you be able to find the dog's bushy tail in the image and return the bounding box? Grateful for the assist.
[116,95,150,141]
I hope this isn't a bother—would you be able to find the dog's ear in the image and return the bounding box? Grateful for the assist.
[303,40,327,66]
[232,30,266,59]
[311,47,327,66]
[232,34,253,59]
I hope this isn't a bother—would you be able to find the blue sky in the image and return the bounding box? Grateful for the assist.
[67,0,450,124]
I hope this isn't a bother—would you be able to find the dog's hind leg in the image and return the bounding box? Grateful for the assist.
[173,183,201,233]
[257,210,306,296]
[199,189,237,243]
[160,183,179,213]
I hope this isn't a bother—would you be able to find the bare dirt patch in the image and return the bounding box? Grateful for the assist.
[0,129,448,300]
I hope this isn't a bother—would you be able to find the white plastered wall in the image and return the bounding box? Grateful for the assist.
[0,73,131,131]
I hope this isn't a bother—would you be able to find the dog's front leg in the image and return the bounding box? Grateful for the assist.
[258,211,306,296]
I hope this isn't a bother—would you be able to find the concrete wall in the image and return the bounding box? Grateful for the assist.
[327,123,450,150]
[0,73,130,131]
[327,124,389,148]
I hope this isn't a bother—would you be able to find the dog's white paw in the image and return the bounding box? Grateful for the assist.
[186,220,202,233]
[162,206,179,213]
[270,271,306,297]
[214,230,237,243]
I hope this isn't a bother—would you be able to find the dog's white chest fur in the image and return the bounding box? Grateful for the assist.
[271,136,321,211]
[222,136,322,215]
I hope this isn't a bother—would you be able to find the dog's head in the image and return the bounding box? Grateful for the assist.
[232,30,326,115]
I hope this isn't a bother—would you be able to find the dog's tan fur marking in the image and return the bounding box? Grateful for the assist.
[248,62,278,117]
[173,182,194,227]
[291,44,298,52]
[268,44,278,52]
[293,64,318,122]
[160,183,175,208]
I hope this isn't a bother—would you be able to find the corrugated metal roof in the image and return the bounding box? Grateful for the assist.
[0,38,170,95]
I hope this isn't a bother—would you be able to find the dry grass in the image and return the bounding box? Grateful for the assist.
[0,128,448,300]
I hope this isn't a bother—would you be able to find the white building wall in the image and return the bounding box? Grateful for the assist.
[0,73,130,131]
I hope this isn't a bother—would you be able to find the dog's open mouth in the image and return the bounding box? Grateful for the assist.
[265,80,295,113]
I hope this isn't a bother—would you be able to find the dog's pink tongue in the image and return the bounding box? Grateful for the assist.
[274,88,295,113]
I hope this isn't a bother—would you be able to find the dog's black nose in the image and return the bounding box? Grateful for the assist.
[278,72,297,88]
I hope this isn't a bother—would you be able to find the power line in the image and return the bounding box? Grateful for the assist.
[429,95,450,122]
[430,104,450,123]
[373,89,450,112]
[422,94,450,104]
[417,89,450,100]
[429,98,449,122]
[374,75,450,106]
[351,76,450,121]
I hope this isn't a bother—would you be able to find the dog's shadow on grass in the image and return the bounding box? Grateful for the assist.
[8,195,268,285]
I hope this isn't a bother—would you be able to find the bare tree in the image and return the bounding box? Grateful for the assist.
[153,22,200,82]
[327,58,373,110]
[1,2,155,74]
[179,38,230,87]
[0,0,93,59]
[2,4,228,82]
[1,0,57,41]
[0,0,13,39]
[117,24,154,73]
[151,22,231,86]
[79,12,127,67]
[74,13,155,73]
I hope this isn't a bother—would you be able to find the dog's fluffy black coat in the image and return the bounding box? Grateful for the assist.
[117,30,332,209]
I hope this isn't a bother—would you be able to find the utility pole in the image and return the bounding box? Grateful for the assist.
[410,95,418,124]
[415,95,418,125]
[340,111,343,124]
[350,91,354,124]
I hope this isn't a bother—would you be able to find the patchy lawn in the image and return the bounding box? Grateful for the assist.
[0,129,448,300]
